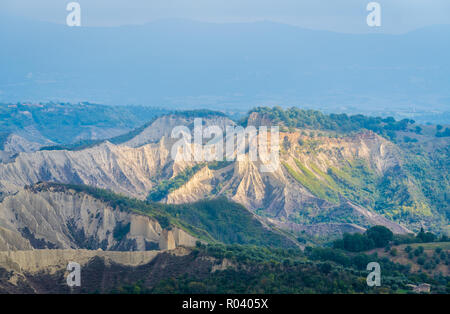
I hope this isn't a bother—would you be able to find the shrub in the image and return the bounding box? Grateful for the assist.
[424,261,435,270]
[414,246,424,257]
[417,256,426,265]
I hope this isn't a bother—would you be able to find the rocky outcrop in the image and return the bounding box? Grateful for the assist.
[166,166,215,204]
[0,249,167,274]
[2,134,43,154]
[0,140,173,199]
[0,114,235,199]
[0,134,46,163]
[160,129,410,234]
[0,184,198,251]
[0,247,216,294]
[0,227,33,251]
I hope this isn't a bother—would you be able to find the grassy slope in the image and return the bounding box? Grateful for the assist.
[252,107,448,232]
[366,242,450,276]
[283,146,447,233]
[283,157,378,207]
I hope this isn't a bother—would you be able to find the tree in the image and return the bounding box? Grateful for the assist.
[414,246,424,257]
[439,234,449,242]
[436,127,450,137]
[417,256,426,265]
[416,228,437,243]
[365,226,393,248]
[340,233,374,252]
[319,262,332,274]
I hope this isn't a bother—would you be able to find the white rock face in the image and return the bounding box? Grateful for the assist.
[0,185,198,251]
[128,215,197,250]
[0,247,191,274]
[2,134,43,154]
[124,114,236,148]
[0,227,33,251]
[166,166,215,204]
[0,141,172,199]
[0,114,236,199]
[0,134,46,163]
[161,129,410,235]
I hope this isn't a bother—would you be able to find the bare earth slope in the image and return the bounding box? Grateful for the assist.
[0,113,439,239]
[0,183,197,251]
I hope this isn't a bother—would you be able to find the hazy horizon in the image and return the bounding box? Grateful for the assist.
[2,0,450,34]
[1,1,449,123]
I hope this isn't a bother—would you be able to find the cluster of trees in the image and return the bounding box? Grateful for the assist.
[403,136,418,143]
[172,109,227,118]
[401,144,449,225]
[333,225,448,253]
[435,125,450,137]
[244,106,415,140]
[40,138,104,151]
[404,245,449,271]
[113,243,449,294]
[333,226,394,252]
[416,228,439,243]
[393,228,448,245]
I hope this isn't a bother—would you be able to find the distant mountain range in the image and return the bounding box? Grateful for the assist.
[1,16,449,123]
[0,102,168,146]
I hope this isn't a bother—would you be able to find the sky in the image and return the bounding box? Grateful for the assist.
[1,0,450,33]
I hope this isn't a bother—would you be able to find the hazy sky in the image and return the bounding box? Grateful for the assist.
[2,0,450,33]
